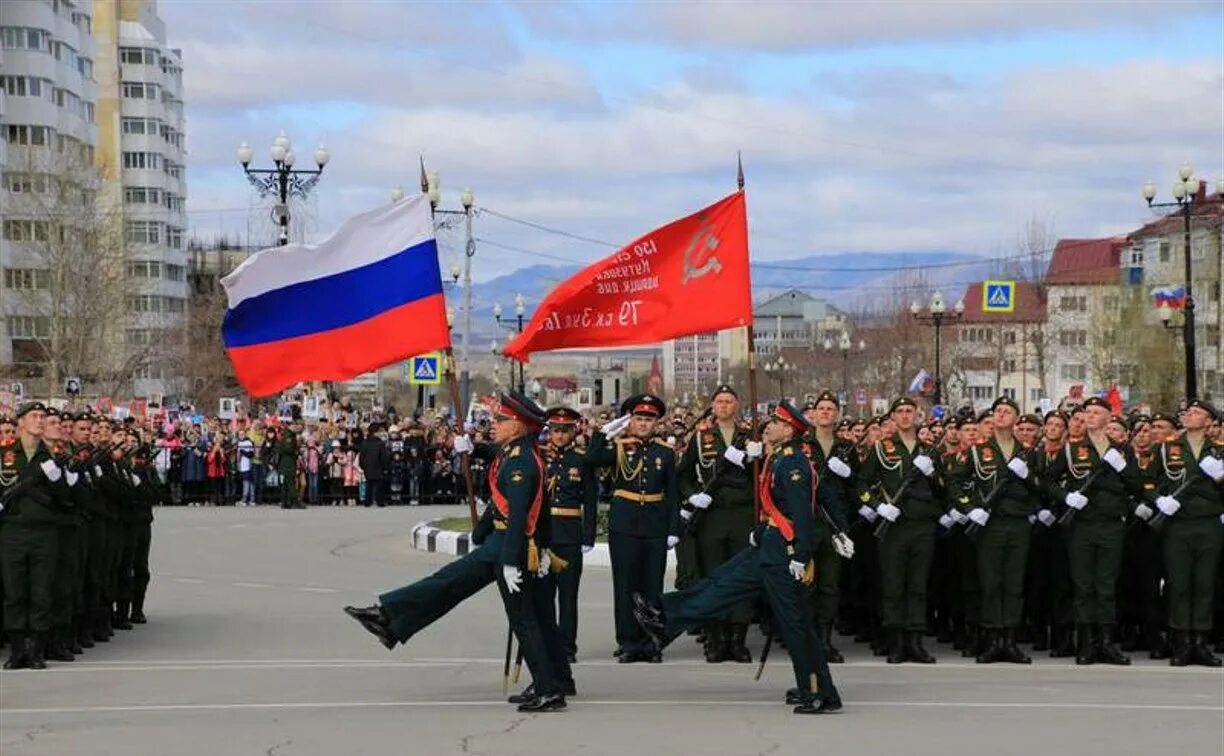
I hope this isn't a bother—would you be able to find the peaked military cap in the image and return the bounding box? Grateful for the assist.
[990,396,1020,414]
[498,391,548,429]
[1184,398,1219,421]
[710,384,738,400]
[546,406,581,426]
[15,401,47,419]
[771,400,812,434]
[621,394,665,418]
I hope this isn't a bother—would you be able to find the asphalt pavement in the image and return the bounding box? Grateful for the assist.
[1,505,1221,755]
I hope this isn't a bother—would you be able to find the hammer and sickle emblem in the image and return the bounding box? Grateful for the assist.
[682,215,722,284]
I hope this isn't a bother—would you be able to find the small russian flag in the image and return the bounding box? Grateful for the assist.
[1151,285,1187,309]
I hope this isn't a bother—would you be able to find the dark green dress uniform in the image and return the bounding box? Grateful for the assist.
[67,437,108,649]
[585,394,680,662]
[949,428,1039,663]
[677,409,757,662]
[111,448,141,630]
[637,402,840,715]
[93,442,128,638]
[127,445,162,623]
[1,407,63,670]
[277,429,301,508]
[540,409,596,661]
[1116,437,1167,658]
[1043,419,1154,665]
[346,393,565,712]
[854,428,945,663]
[47,436,84,660]
[1154,421,1223,667]
[799,424,852,662]
[1028,436,1076,657]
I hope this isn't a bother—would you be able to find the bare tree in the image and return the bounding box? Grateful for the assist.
[1003,215,1058,401]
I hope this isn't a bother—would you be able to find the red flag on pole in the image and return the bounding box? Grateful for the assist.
[504,191,752,361]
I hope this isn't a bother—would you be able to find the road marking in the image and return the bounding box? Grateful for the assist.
[2,700,1220,716]
[172,578,204,584]
[298,587,338,594]
[231,582,271,589]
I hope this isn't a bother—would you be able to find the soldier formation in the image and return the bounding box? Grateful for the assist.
[346,384,1223,715]
[1,402,164,670]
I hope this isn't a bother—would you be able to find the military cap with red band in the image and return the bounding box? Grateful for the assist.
[496,391,548,429]
[546,406,581,426]
[771,400,812,434]
[620,393,666,418]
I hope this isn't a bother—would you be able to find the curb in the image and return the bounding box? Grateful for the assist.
[408,521,676,570]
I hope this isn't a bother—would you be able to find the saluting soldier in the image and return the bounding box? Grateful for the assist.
[854,397,944,664]
[800,391,855,663]
[1,403,68,670]
[585,394,680,663]
[949,397,1039,664]
[1043,396,1155,665]
[1152,399,1223,667]
[676,385,761,663]
[344,392,567,712]
[539,407,597,663]
[633,401,842,715]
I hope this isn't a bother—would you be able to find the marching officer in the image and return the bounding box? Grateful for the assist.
[540,407,596,663]
[854,397,944,664]
[1043,396,1154,665]
[633,401,842,714]
[344,392,567,712]
[586,394,680,663]
[950,397,1039,664]
[677,385,761,663]
[1152,399,1223,667]
[43,408,82,661]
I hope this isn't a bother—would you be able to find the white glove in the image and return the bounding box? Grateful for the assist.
[94,465,103,478]
[600,414,631,439]
[667,535,680,550]
[858,505,878,523]
[1199,456,1224,482]
[1007,457,1029,480]
[40,459,62,482]
[968,508,990,527]
[1133,503,1154,521]
[828,457,852,479]
[950,508,968,525]
[688,492,713,510]
[502,565,523,594]
[1037,509,1056,527]
[1028,514,1037,525]
[788,560,806,582]
[1156,496,1181,517]
[452,435,474,455]
[745,441,764,461]
[581,544,594,554]
[877,502,901,522]
[1065,492,1088,510]
[679,508,693,521]
[939,513,954,529]
[832,532,855,559]
[131,473,142,487]
[66,471,79,487]
[912,454,935,477]
[723,446,747,468]
[536,550,551,578]
[1102,447,1126,473]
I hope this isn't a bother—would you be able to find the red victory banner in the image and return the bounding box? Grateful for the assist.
[504,191,752,361]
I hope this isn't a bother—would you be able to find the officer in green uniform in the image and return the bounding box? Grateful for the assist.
[344,392,566,712]
[1044,396,1154,665]
[90,418,124,640]
[539,407,596,663]
[950,397,1039,664]
[109,427,141,631]
[277,425,301,509]
[854,397,944,664]
[800,391,855,663]
[65,412,103,651]
[1151,399,1223,667]
[44,408,83,661]
[1116,415,1168,658]
[677,385,761,663]
[1,402,66,670]
[585,394,680,663]
[126,430,163,624]
[634,401,842,715]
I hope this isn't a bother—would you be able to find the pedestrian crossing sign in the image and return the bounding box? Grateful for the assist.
[982,280,1016,313]
[409,353,442,386]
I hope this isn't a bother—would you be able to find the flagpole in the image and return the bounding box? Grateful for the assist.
[738,152,762,523]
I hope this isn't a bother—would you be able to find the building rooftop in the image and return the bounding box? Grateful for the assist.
[1044,237,1127,286]
[956,281,1047,323]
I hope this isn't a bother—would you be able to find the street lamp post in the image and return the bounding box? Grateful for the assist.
[824,331,866,398]
[494,294,528,393]
[911,293,964,407]
[1142,164,1224,400]
[237,131,329,246]
[763,355,791,399]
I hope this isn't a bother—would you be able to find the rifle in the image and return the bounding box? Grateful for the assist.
[873,434,950,540]
[1146,455,1216,531]
[1057,439,1128,526]
[965,436,1039,540]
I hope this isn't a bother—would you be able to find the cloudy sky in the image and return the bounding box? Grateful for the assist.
[164,0,1222,287]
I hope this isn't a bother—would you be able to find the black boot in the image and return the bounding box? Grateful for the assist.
[1074,623,1096,665]
[3,634,27,670]
[76,618,94,650]
[793,691,841,715]
[516,693,566,712]
[976,629,1004,664]
[1119,623,1139,652]
[1001,628,1032,664]
[1169,631,1194,667]
[906,630,936,664]
[114,601,133,631]
[27,633,47,670]
[822,623,844,664]
[631,593,670,651]
[507,683,536,704]
[1146,625,1169,660]
[92,608,111,642]
[67,622,84,655]
[886,628,907,664]
[130,593,147,624]
[1031,624,1050,652]
[1050,624,1076,658]
[962,623,982,658]
[726,623,752,664]
[1192,632,1223,668]
[45,629,75,662]
[1096,625,1131,666]
[343,605,397,650]
[703,623,726,663]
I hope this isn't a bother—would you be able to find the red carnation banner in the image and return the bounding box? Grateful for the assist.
[504,191,752,361]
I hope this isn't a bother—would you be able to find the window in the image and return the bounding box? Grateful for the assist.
[4,268,50,290]
[1003,330,1017,345]
[3,220,51,242]
[1102,295,1119,311]
[1060,364,1087,381]
[1058,295,1088,312]
[1128,245,1144,267]
[166,226,184,249]
[164,297,185,314]
[127,261,162,279]
[122,151,162,170]
[121,81,159,100]
[122,117,161,135]
[120,47,158,66]
[126,329,153,345]
[84,102,94,123]
[963,327,995,344]
[127,295,160,313]
[1002,388,1017,400]
[124,187,162,205]
[1002,359,1018,372]
[969,386,993,401]
[1059,330,1088,347]
[3,172,54,194]
[0,76,50,98]
[1,27,51,52]
[164,264,185,282]
[5,125,53,146]
[1159,242,1171,263]
[6,316,50,339]
[125,220,162,245]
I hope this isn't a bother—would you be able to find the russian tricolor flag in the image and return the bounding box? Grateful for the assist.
[221,195,451,397]
[1151,285,1187,310]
